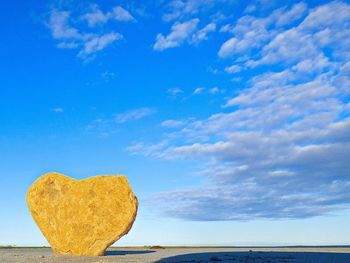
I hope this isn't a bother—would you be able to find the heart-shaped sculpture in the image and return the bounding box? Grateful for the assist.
[26,172,138,256]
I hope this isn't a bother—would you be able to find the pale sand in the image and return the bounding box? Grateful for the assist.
[1,247,350,263]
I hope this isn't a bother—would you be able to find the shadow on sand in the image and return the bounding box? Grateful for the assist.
[105,250,155,256]
[155,251,350,263]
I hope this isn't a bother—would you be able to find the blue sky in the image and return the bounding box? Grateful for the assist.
[1,0,350,246]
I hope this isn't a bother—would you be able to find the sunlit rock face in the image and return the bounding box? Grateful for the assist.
[26,172,138,256]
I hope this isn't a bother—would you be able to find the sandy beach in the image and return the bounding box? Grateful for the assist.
[1,247,350,263]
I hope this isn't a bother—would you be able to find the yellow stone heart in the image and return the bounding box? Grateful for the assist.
[26,172,138,256]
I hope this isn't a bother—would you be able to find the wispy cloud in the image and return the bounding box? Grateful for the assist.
[115,107,156,123]
[167,88,184,96]
[192,87,224,95]
[100,71,116,82]
[78,32,122,58]
[224,64,241,74]
[161,119,186,128]
[51,107,64,113]
[193,87,205,95]
[126,140,169,157]
[86,107,156,137]
[86,118,115,138]
[208,87,222,94]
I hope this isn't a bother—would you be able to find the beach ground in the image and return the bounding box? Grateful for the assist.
[1,247,350,263]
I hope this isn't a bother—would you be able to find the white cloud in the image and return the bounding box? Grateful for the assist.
[244,4,256,13]
[111,6,135,22]
[161,0,237,22]
[167,88,184,95]
[207,66,219,74]
[193,87,205,95]
[82,5,108,27]
[224,64,241,74]
[49,10,82,39]
[162,0,214,21]
[126,141,169,157]
[219,23,234,33]
[115,108,156,123]
[161,119,186,128]
[291,55,330,74]
[218,37,238,58]
[101,71,116,82]
[83,5,135,27]
[192,87,224,95]
[78,32,122,58]
[275,2,307,27]
[153,19,200,51]
[191,22,216,44]
[57,41,79,49]
[209,87,221,94]
[51,107,64,113]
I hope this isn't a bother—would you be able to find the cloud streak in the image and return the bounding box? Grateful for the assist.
[115,108,156,123]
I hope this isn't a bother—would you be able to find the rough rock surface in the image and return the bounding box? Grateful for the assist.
[26,172,138,256]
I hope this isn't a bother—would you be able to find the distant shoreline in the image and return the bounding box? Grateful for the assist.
[1,245,350,249]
